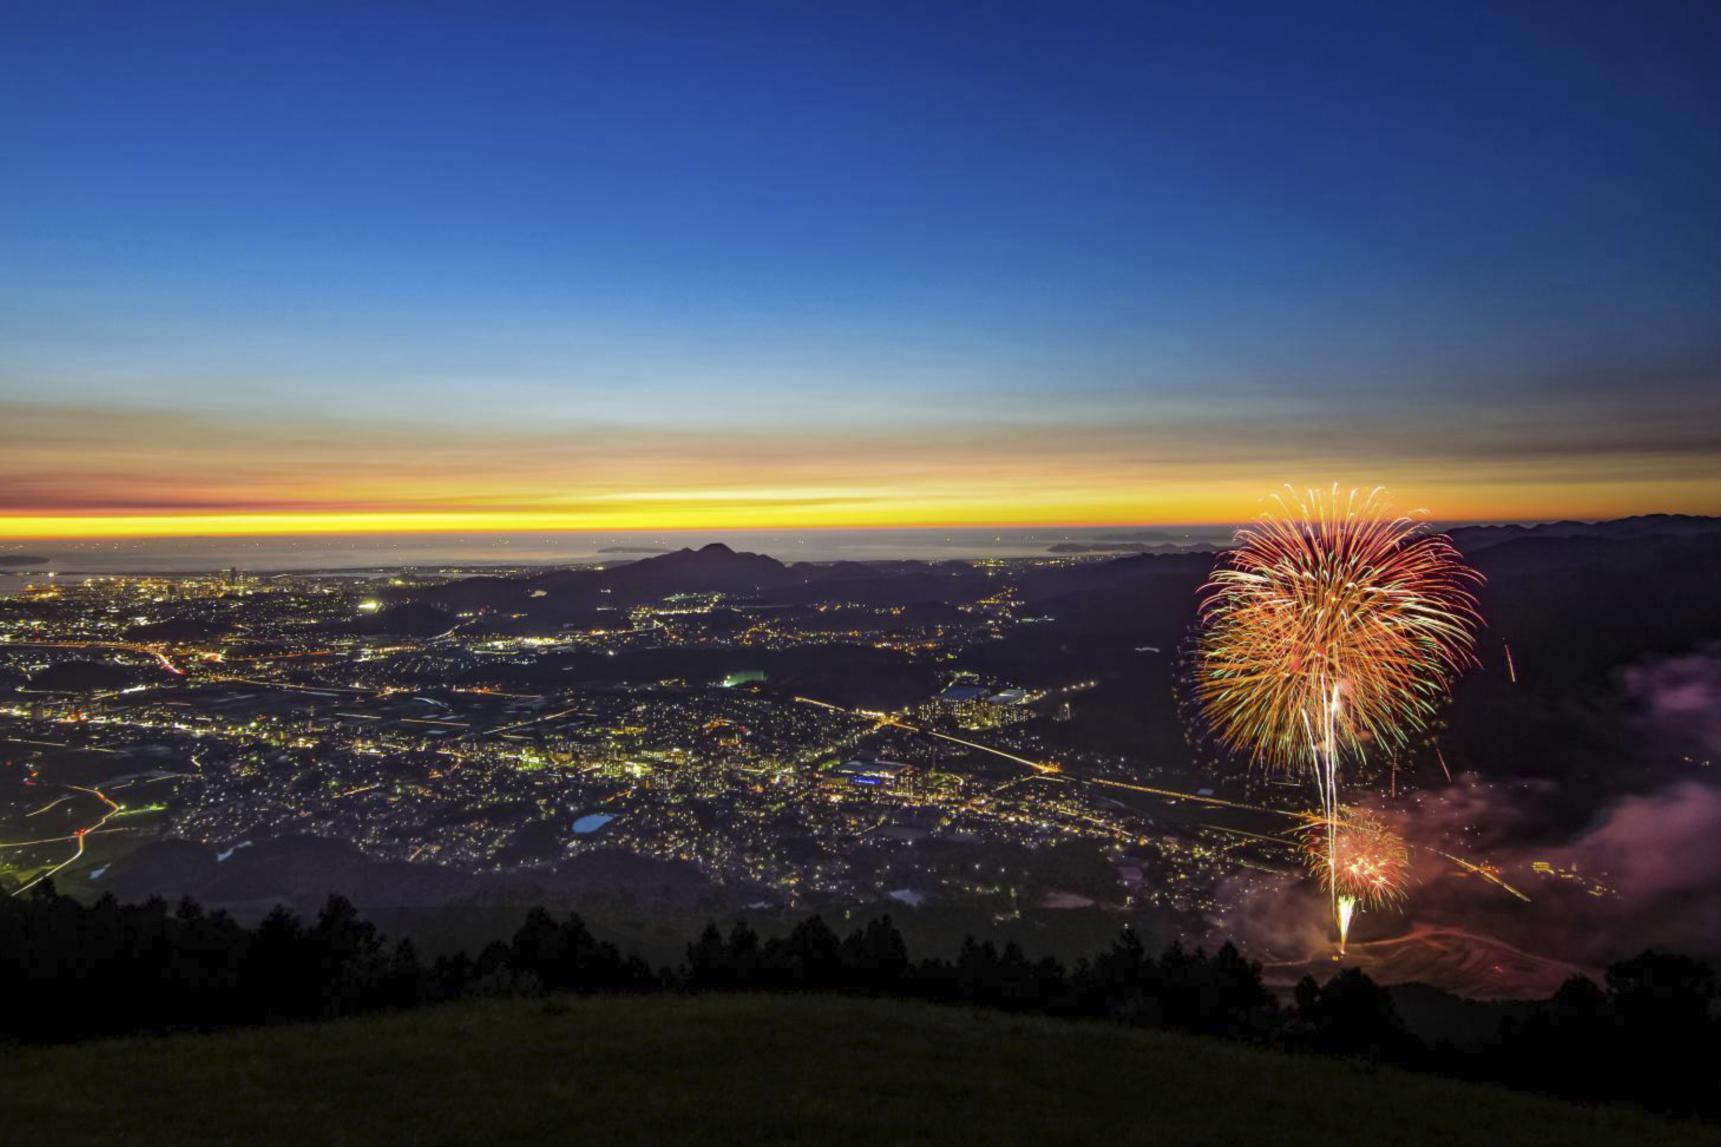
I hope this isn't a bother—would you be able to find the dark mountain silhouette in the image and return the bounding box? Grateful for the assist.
[1449,514,1721,553]
[594,543,798,597]
[1468,532,1721,685]
[794,559,891,582]
[409,544,803,620]
[396,574,532,615]
[1015,550,1210,607]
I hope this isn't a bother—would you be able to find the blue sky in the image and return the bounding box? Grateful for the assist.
[2,1,1719,533]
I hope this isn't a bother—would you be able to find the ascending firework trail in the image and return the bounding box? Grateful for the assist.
[1298,807,1411,954]
[1193,485,1482,951]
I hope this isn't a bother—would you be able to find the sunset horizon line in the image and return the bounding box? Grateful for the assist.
[2,504,1714,545]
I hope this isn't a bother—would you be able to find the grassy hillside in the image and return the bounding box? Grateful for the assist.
[1,995,1715,1146]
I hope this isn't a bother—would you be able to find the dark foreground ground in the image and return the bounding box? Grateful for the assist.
[1,995,1715,1147]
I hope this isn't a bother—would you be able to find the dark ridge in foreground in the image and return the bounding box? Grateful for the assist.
[1,994,1713,1147]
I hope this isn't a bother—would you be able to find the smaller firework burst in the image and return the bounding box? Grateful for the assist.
[1300,808,1412,953]
[1301,807,1411,910]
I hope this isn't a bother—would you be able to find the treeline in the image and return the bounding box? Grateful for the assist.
[0,884,1715,1119]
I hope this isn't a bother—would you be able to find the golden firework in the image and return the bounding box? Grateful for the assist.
[1299,808,1412,911]
[1194,485,1482,775]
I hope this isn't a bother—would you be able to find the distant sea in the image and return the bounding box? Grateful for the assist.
[0,526,1236,593]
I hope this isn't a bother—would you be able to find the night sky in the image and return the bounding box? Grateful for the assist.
[3,1,1719,537]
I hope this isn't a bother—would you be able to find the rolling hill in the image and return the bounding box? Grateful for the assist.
[0,994,1713,1146]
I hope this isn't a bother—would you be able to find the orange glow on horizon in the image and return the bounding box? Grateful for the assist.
[3,403,1716,541]
[2,480,1716,541]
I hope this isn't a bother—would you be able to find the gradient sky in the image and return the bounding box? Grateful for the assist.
[3,1,1719,538]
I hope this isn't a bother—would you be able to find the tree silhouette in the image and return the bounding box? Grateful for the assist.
[0,885,1716,1118]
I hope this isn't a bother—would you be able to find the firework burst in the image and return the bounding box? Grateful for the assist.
[1194,485,1482,775]
[1300,808,1412,911]
[1194,485,1480,949]
[1298,808,1412,953]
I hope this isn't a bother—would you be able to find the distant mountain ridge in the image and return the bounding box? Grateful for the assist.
[385,526,1721,701]
[406,542,990,624]
[1446,514,1721,552]
[594,542,799,595]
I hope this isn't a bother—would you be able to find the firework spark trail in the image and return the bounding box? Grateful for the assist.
[1425,847,1532,903]
[1300,810,1411,908]
[1087,776,1273,814]
[1195,485,1483,947]
[1299,808,1412,953]
[1335,898,1357,953]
